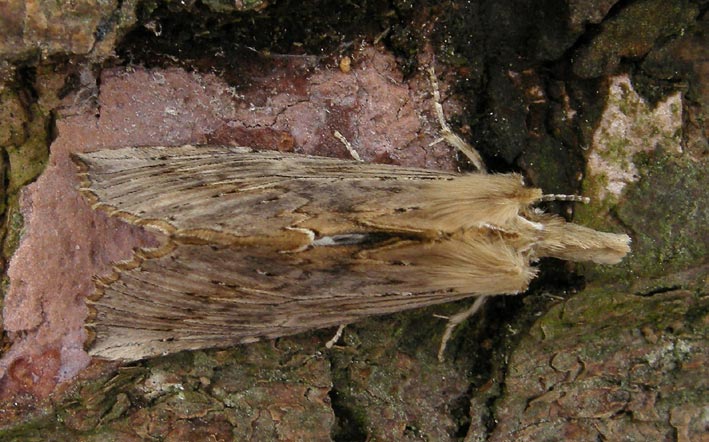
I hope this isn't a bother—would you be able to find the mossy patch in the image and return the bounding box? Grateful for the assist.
[493,284,707,440]
[5,109,49,194]
[579,149,706,285]
[614,151,707,279]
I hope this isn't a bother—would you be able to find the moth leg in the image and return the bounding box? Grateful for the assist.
[427,66,487,173]
[324,323,347,349]
[436,295,488,362]
[333,130,363,162]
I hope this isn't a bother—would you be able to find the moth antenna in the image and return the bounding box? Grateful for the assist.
[540,194,591,204]
[427,66,487,173]
[333,130,363,162]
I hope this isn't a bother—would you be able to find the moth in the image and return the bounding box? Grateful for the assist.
[74,145,630,361]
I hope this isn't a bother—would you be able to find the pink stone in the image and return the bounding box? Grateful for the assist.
[1,47,460,403]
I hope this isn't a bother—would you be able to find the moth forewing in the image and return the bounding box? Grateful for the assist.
[362,232,537,294]
[359,174,543,233]
[73,145,631,361]
[86,239,530,361]
[73,146,540,239]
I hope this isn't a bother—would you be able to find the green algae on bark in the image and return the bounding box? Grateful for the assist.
[490,285,708,441]
[579,151,707,284]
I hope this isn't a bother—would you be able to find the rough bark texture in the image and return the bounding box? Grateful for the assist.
[0,0,706,441]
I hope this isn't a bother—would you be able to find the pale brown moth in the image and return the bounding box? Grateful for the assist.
[74,144,630,361]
